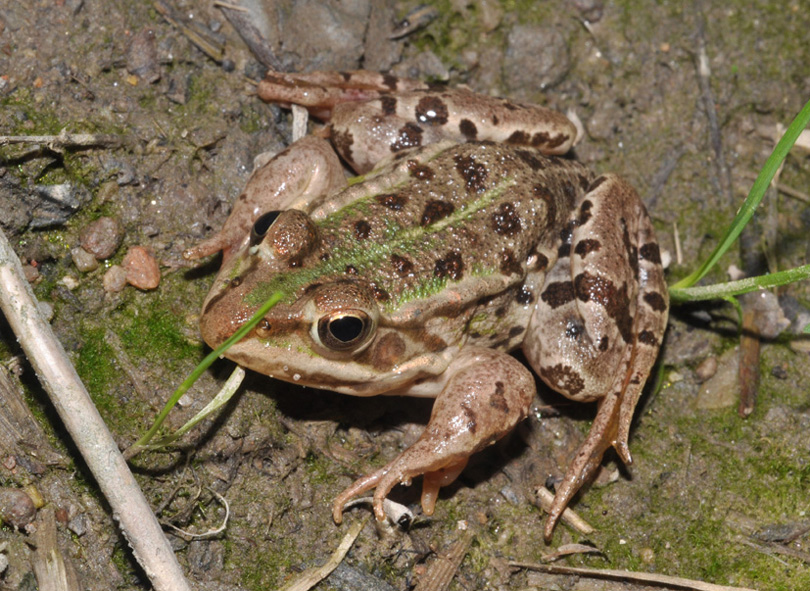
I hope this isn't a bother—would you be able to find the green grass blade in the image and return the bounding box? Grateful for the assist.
[125,291,284,458]
[671,99,810,290]
[669,264,810,303]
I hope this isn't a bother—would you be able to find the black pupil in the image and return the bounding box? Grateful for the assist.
[250,211,280,245]
[329,316,364,343]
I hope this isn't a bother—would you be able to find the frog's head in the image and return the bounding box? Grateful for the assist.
[199,209,448,396]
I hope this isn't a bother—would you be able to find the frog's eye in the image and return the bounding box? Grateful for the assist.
[250,211,281,246]
[317,311,373,351]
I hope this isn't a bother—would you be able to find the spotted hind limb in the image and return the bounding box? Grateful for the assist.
[332,347,535,524]
[538,174,669,540]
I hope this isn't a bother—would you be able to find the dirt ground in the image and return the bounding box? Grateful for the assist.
[1,1,810,590]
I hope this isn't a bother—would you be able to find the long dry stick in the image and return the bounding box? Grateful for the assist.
[0,228,190,591]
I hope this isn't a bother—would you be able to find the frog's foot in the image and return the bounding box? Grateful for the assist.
[332,347,535,524]
[542,378,626,541]
[331,449,469,524]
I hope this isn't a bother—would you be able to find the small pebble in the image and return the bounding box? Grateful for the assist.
[0,487,37,528]
[126,27,160,83]
[22,263,40,283]
[70,246,99,272]
[697,348,739,409]
[695,356,718,382]
[640,546,655,564]
[58,275,80,290]
[123,246,161,290]
[79,216,125,259]
[103,264,128,293]
[67,512,88,537]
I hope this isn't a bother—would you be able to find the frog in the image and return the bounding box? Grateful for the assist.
[184,69,669,540]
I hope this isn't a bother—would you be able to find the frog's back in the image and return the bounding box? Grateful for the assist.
[312,142,595,315]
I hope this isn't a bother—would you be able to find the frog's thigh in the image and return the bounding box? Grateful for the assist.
[332,347,535,523]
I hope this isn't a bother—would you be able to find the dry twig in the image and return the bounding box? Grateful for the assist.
[276,517,367,591]
[413,528,473,591]
[508,562,759,591]
[0,228,190,591]
[0,130,124,149]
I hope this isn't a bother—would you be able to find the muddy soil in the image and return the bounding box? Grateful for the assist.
[1,1,809,590]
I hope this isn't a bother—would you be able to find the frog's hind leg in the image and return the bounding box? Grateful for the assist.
[332,347,535,524]
[523,173,668,539]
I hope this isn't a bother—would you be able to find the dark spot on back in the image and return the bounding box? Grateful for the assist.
[421,199,455,226]
[454,154,488,193]
[574,272,633,343]
[491,114,499,125]
[391,122,423,152]
[516,285,534,305]
[599,336,609,351]
[574,238,601,257]
[391,253,414,277]
[492,202,522,236]
[506,130,530,144]
[587,176,607,193]
[540,363,585,396]
[459,118,477,140]
[372,284,390,302]
[578,200,593,226]
[415,95,449,125]
[533,131,569,149]
[408,159,434,180]
[621,219,640,279]
[640,242,662,264]
[500,249,522,276]
[644,291,667,312]
[380,95,397,115]
[353,220,371,240]
[382,74,398,89]
[434,251,464,280]
[541,281,575,309]
[638,330,658,346]
[375,193,408,210]
[534,252,549,271]
[508,326,525,339]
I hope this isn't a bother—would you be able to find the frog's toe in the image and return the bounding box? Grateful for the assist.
[332,469,386,524]
[420,459,468,515]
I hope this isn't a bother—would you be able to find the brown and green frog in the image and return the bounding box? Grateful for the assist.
[184,69,669,539]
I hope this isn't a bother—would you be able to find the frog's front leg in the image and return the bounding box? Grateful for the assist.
[183,136,345,262]
[524,174,668,540]
[332,347,535,524]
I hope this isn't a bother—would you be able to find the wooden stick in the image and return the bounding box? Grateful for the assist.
[0,228,190,591]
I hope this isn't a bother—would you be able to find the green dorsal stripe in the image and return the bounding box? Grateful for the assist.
[245,177,517,307]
